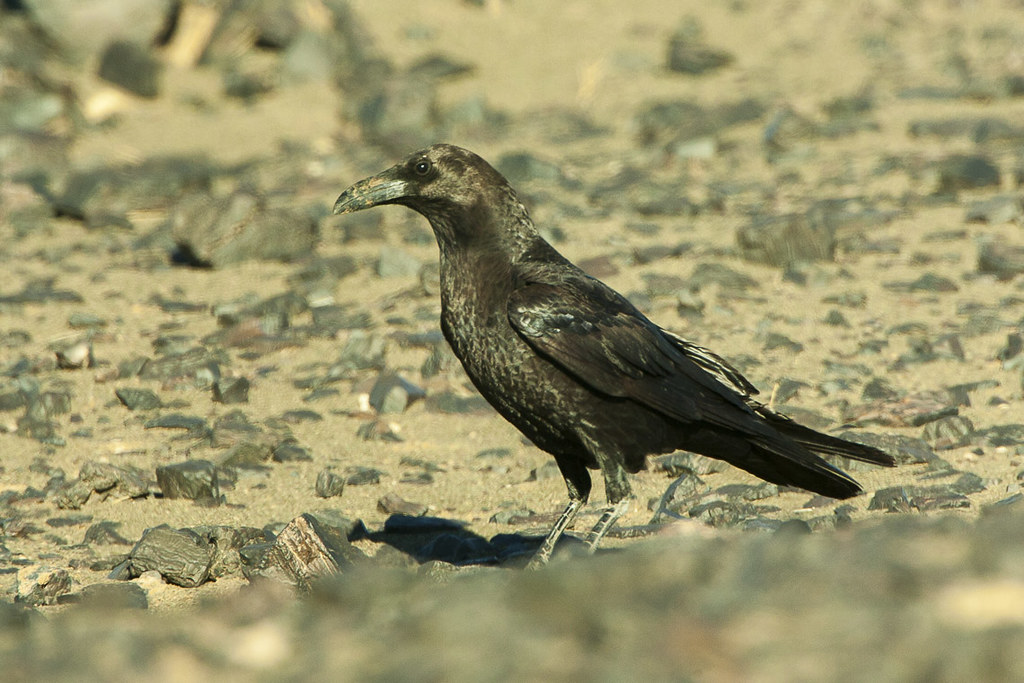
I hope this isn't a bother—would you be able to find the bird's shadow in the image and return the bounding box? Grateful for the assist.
[367,514,642,568]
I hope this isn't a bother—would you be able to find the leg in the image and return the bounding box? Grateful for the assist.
[526,456,591,570]
[584,460,632,553]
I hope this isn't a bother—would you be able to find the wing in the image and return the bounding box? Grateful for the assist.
[507,279,765,435]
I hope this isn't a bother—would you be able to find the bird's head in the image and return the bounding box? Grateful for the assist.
[333,144,535,254]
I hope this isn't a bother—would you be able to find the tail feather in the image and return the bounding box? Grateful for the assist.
[747,445,864,499]
[683,428,867,500]
[757,408,896,467]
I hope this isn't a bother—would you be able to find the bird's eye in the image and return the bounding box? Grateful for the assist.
[414,159,432,176]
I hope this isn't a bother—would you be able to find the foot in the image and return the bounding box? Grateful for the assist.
[584,498,630,553]
[525,497,584,570]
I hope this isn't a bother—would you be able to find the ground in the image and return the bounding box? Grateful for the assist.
[1,0,1024,679]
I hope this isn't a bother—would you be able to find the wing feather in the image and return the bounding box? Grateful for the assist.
[508,281,763,435]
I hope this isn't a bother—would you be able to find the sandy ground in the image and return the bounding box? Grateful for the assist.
[2,0,1024,676]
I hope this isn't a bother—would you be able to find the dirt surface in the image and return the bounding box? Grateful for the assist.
[2,0,1024,679]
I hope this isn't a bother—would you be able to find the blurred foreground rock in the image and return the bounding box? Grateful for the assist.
[2,510,1023,680]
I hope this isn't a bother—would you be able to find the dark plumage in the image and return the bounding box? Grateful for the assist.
[333,144,895,567]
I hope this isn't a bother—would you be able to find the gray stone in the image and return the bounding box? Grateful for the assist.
[21,0,172,59]
[98,41,162,98]
[171,192,316,267]
[155,460,219,500]
[212,377,250,404]
[315,470,346,498]
[128,525,213,588]
[114,387,162,411]
[16,566,72,606]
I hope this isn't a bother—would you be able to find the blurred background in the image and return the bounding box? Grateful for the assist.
[2,1,1024,680]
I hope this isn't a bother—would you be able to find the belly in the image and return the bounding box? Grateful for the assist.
[441,311,588,453]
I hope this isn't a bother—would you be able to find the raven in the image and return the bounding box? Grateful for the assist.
[333,144,894,567]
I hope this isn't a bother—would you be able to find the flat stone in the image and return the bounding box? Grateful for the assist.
[128,525,213,588]
[155,460,220,501]
[114,387,162,411]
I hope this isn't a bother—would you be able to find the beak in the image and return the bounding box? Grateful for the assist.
[332,171,409,215]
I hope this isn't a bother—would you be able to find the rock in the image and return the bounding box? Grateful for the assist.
[114,387,162,411]
[21,0,172,59]
[355,419,402,442]
[649,451,728,476]
[665,17,733,75]
[763,107,822,162]
[222,66,276,101]
[355,77,440,153]
[632,99,716,147]
[97,41,162,98]
[716,483,781,502]
[0,279,82,306]
[689,500,756,528]
[689,262,759,292]
[315,470,346,498]
[862,377,901,401]
[55,340,93,369]
[273,443,313,462]
[978,241,1024,280]
[190,525,266,579]
[155,460,220,501]
[310,305,373,334]
[54,461,150,509]
[423,392,491,414]
[737,213,835,267]
[258,514,366,590]
[528,461,561,482]
[128,525,213,588]
[868,486,914,513]
[16,566,72,606]
[378,492,428,517]
[489,508,534,525]
[846,392,960,428]
[76,582,148,610]
[909,117,1023,142]
[883,273,959,293]
[334,331,388,374]
[934,154,1000,194]
[171,192,316,267]
[212,377,250,404]
[306,510,367,541]
[922,416,976,450]
[217,441,274,467]
[83,521,132,546]
[143,413,211,438]
[965,195,1024,224]
[55,157,216,229]
[369,372,426,414]
[761,332,804,353]
[138,346,225,388]
[377,245,423,278]
[346,467,385,486]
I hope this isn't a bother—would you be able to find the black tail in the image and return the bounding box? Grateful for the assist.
[743,439,866,499]
[683,427,870,500]
[757,408,896,467]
